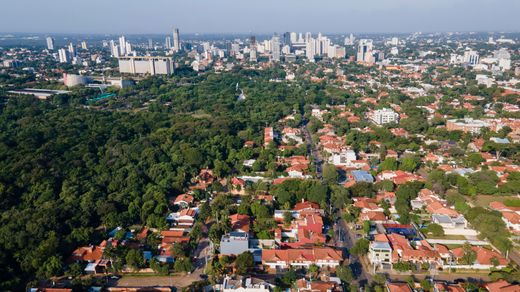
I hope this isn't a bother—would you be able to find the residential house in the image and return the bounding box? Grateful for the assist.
[282,127,303,145]
[451,246,507,268]
[264,127,275,147]
[158,229,190,262]
[166,208,197,228]
[353,197,387,223]
[220,232,250,256]
[173,194,194,209]
[377,170,423,185]
[216,276,273,292]
[433,282,466,292]
[230,214,251,233]
[432,214,467,228]
[484,280,520,292]
[262,247,342,272]
[386,282,412,292]
[489,201,520,235]
[295,278,342,292]
[287,164,310,178]
[369,236,393,269]
[230,177,246,195]
[370,233,443,267]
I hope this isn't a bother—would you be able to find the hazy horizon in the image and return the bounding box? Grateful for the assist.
[1,0,520,34]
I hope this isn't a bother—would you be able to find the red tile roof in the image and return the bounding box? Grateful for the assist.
[294,201,320,211]
[174,194,194,205]
[485,280,520,292]
[387,283,412,292]
[230,214,251,233]
[451,246,507,266]
[70,245,103,262]
[262,247,342,264]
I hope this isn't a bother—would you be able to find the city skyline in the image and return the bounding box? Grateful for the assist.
[1,0,520,34]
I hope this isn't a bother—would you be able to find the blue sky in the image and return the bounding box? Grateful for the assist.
[1,0,519,34]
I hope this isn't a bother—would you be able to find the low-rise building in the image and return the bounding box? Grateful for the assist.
[220,232,250,256]
[118,56,175,75]
[446,118,489,134]
[330,150,357,166]
[262,247,342,272]
[369,241,392,269]
[369,108,399,125]
[216,276,273,292]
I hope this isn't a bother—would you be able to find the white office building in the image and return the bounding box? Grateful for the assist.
[118,56,175,75]
[125,42,133,56]
[306,37,316,61]
[290,32,297,44]
[46,37,55,51]
[463,49,479,65]
[369,108,399,125]
[67,43,75,57]
[249,48,257,62]
[58,48,68,63]
[271,34,281,62]
[118,36,127,56]
[357,39,374,63]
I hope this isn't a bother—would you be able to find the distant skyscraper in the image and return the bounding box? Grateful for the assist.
[357,39,374,63]
[58,48,68,63]
[249,35,257,62]
[305,32,312,43]
[250,48,257,62]
[282,45,291,55]
[231,43,240,55]
[202,42,211,52]
[306,37,316,61]
[463,49,479,65]
[46,37,55,50]
[67,43,75,57]
[165,37,172,49]
[317,35,330,56]
[344,33,355,45]
[81,41,88,50]
[271,34,281,62]
[110,40,120,58]
[119,35,127,56]
[125,42,133,56]
[290,32,297,44]
[148,39,153,49]
[283,32,291,45]
[173,28,180,52]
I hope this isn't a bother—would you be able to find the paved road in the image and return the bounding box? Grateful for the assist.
[335,216,371,287]
[301,117,372,286]
[301,121,323,179]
